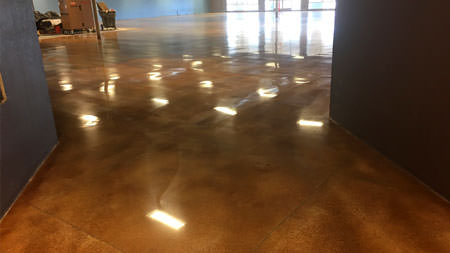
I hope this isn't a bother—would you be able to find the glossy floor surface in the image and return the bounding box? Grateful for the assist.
[1,12,449,252]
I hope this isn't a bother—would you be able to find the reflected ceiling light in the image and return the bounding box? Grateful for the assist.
[80,115,99,127]
[266,62,279,68]
[109,74,120,80]
[295,77,310,84]
[60,84,73,91]
[147,210,185,230]
[193,68,204,72]
[212,53,221,57]
[183,54,193,61]
[221,55,231,59]
[214,106,237,116]
[298,120,324,127]
[153,64,162,70]
[257,88,278,98]
[152,98,169,105]
[199,80,213,88]
[167,68,187,77]
[169,68,186,73]
[191,61,203,67]
[148,72,162,81]
[99,82,115,94]
[293,55,305,59]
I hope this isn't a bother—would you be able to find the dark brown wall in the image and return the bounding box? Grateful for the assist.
[330,0,450,198]
[0,0,58,217]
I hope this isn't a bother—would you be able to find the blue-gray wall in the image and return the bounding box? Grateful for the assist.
[32,0,209,20]
[1,0,58,217]
[103,0,208,20]
[33,0,59,13]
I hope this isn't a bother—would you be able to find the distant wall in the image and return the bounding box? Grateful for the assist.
[102,0,209,20]
[330,0,450,199]
[32,0,209,20]
[33,0,59,13]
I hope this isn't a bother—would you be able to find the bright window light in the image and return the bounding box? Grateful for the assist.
[147,210,185,230]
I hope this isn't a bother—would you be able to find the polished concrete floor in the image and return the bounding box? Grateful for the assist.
[1,11,450,252]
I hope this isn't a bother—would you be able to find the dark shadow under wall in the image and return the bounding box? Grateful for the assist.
[330,0,450,199]
[0,0,58,217]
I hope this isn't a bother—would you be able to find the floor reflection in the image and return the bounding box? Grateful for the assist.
[3,10,445,253]
[226,11,335,57]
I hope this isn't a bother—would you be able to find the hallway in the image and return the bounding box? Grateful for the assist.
[1,11,449,252]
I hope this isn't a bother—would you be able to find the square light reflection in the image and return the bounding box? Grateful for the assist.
[214,106,237,116]
[295,77,310,85]
[266,62,279,68]
[183,54,193,61]
[80,115,99,127]
[152,98,169,105]
[60,84,73,91]
[109,74,120,80]
[147,210,185,230]
[99,82,115,94]
[191,61,203,67]
[298,120,324,127]
[199,80,213,88]
[293,55,305,59]
[148,72,162,81]
[257,88,278,98]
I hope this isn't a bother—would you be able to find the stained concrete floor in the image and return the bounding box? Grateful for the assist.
[1,12,449,252]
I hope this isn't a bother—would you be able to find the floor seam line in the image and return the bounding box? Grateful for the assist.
[254,167,340,250]
[28,203,124,252]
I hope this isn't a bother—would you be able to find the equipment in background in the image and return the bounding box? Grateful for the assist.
[97,2,117,30]
[34,11,62,34]
[58,0,95,34]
